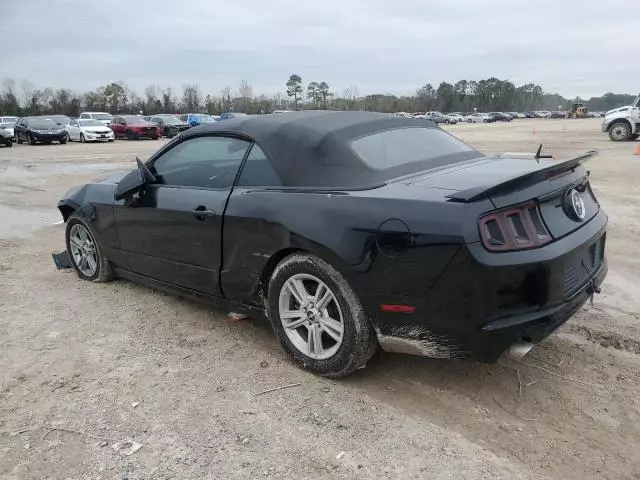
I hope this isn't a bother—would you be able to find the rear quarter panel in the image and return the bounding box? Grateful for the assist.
[221,185,492,310]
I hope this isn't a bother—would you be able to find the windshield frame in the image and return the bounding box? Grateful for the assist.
[28,118,59,128]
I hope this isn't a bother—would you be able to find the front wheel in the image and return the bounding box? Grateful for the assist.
[609,122,632,141]
[16,133,23,144]
[267,253,376,378]
[59,137,67,144]
[65,213,116,282]
[80,133,86,143]
[28,133,36,145]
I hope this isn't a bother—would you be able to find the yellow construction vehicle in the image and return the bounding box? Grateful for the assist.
[568,103,588,119]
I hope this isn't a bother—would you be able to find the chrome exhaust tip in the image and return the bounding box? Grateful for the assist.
[508,342,534,360]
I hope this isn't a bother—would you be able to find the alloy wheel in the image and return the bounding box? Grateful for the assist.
[278,273,344,360]
[69,223,98,277]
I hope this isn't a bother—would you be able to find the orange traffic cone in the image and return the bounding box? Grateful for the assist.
[635,143,640,155]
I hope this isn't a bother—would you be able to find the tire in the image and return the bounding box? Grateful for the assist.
[59,137,67,145]
[16,133,23,144]
[65,213,116,283]
[80,133,86,143]
[126,130,136,140]
[65,132,71,142]
[108,139,114,142]
[609,121,632,141]
[28,133,36,145]
[631,134,639,140]
[267,253,376,378]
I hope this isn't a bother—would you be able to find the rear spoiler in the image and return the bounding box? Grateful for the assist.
[446,150,597,203]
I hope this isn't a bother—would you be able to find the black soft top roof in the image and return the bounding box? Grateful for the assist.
[182,110,477,189]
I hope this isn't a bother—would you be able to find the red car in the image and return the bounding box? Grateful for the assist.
[109,115,160,140]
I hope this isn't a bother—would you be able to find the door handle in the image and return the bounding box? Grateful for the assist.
[192,206,216,220]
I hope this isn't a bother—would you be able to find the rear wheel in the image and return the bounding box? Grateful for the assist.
[65,213,116,283]
[126,130,136,140]
[65,132,71,142]
[267,253,376,378]
[609,121,632,141]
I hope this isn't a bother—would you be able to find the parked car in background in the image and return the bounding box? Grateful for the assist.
[447,113,464,123]
[0,116,18,139]
[488,112,512,122]
[15,116,68,145]
[219,112,248,120]
[49,115,72,126]
[0,127,12,147]
[79,112,114,126]
[66,118,115,142]
[109,115,160,140]
[464,113,493,123]
[149,114,191,138]
[547,111,566,119]
[179,113,216,127]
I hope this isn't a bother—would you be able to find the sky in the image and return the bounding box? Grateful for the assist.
[2,0,638,99]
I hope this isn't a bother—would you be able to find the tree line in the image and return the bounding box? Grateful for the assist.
[0,75,635,118]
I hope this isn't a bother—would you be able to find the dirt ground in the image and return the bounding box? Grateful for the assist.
[1,119,639,480]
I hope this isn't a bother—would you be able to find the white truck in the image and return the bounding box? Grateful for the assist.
[601,94,640,141]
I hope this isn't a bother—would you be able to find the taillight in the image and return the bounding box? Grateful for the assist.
[479,202,551,252]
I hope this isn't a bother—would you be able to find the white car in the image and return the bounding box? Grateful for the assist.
[66,119,115,142]
[79,111,113,126]
[446,113,464,123]
[0,116,18,138]
[464,113,492,123]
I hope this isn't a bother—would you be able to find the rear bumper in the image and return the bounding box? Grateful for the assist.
[368,210,608,362]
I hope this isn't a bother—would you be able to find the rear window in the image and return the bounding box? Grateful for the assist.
[350,127,474,170]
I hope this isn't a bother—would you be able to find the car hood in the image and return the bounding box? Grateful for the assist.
[128,121,156,126]
[604,106,629,116]
[82,126,112,133]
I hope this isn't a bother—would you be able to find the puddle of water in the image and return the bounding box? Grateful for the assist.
[0,204,60,238]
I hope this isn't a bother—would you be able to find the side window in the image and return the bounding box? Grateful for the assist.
[237,144,282,187]
[80,113,88,119]
[152,136,250,189]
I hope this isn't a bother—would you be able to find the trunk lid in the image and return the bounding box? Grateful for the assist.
[403,153,599,239]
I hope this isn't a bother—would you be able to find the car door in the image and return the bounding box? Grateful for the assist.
[14,119,24,140]
[67,119,80,140]
[110,117,124,137]
[151,117,165,135]
[114,134,251,296]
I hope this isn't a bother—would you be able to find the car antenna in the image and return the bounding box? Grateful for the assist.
[534,144,553,163]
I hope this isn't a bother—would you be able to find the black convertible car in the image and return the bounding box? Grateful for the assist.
[57,111,607,377]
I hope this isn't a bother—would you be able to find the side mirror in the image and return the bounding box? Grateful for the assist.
[114,158,156,201]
